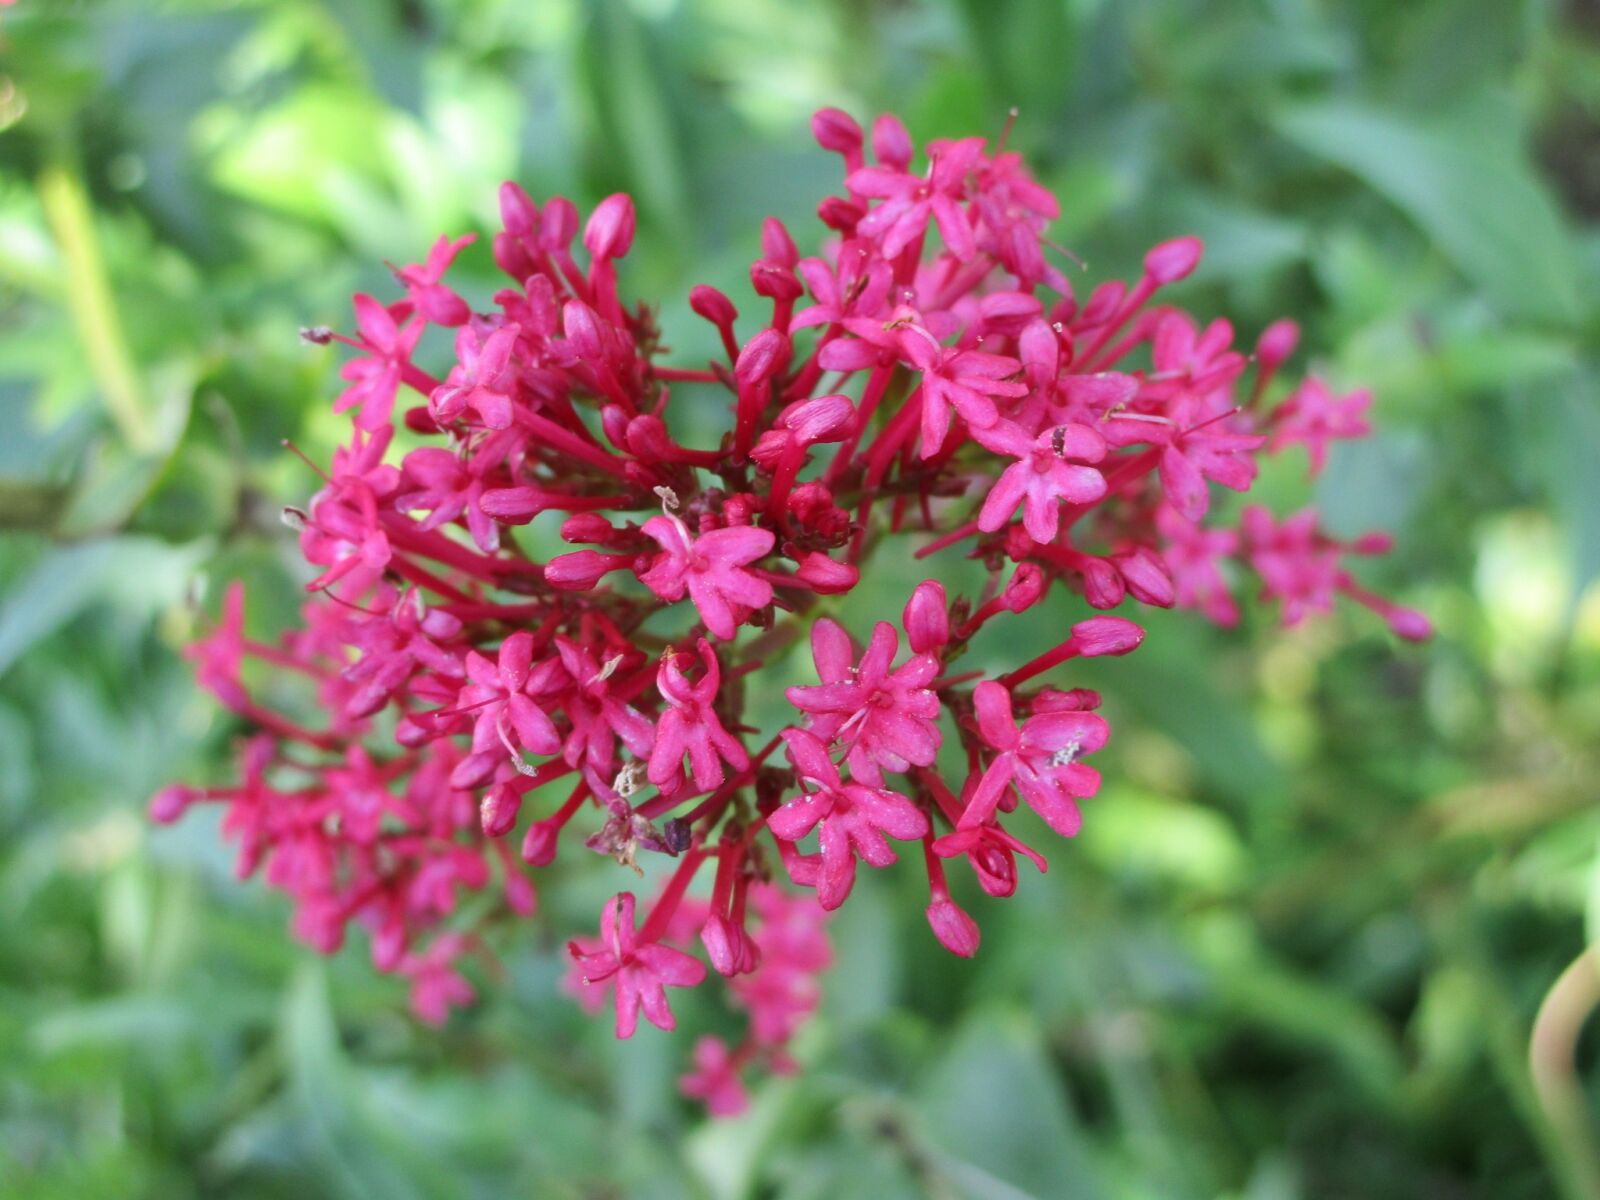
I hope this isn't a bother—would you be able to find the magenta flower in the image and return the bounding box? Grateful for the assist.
[396,233,475,327]
[647,639,749,792]
[849,135,986,259]
[960,681,1110,837]
[899,328,1028,454]
[430,325,519,429]
[1271,376,1373,475]
[398,935,477,1026]
[785,618,942,787]
[639,512,774,640]
[336,294,423,431]
[679,1036,749,1116]
[768,728,929,910]
[186,581,249,711]
[453,631,561,784]
[1156,505,1240,626]
[551,637,654,773]
[395,445,500,553]
[1158,399,1265,522]
[567,892,707,1038]
[973,419,1108,542]
[156,104,1426,1113]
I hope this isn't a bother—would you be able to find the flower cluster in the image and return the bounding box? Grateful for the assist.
[154,108,1427,1114]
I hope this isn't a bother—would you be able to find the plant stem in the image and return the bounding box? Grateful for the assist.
[1531,946,1600,1200]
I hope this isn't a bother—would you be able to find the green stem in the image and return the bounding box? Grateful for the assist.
[1531,946,1600,1200]
[36,151,157,453]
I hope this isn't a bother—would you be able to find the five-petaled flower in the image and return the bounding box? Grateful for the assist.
[639,512,775,641]
[786,618,942,787]
[768,728,930,909]
[568,892,707,1038]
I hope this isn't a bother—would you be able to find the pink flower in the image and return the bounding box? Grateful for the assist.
[396,233,475,327]
[679,1037,749,1116]
[399,934,476,1025]
[647,639,749,792]
[395,446,499,553]
[959,681,1110,837]
[453,632,561,783]
[973,419,1107,542]
[186,582,249,711]
[900,329,1028,454]
[336,294,423,431]
[1156,505,1240,626]
[768,729,929,910]
[1158,399,1265,522]
[639,513,774,641]
[1271,376,1373,475]
[567,892,707,1038]
[156,105,1426,1108]
[1242,506,1342,626]
[430,325,519,429]
[785,618,942,787]
[551,637,654,772]
[849,136,986,259]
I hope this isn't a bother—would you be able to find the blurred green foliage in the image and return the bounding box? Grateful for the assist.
[2,1,1599,1197]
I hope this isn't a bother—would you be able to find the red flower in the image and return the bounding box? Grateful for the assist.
[959,681,1110,837]
[639,512,774,641]
[785,618,941,787]
[768,729,929,910]
[568,893,706,1038]
[647,640,748,793]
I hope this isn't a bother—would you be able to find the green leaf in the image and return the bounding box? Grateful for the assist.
[1275,100,1583,324]
[914,1009,1106,1199]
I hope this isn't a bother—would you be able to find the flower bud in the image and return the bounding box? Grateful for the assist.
[480,782,523,838]
[481,486,557,522]
[545,550,624,590]
[1018,318,1059,386]
[811,107,864,157]
[762,217,799,268]
[521,818,561,867]
[926,899,980,957]
[1144,235,1203,285]
[1079,280,1125,326]
[1114,548,1175,608]
[498,181,539,237]
[503,870,537,916]
[584,193,636,260]
[735,329,786,386]
[872,113,913,170]
[689,284,738,330]
[562,300,606,360]
[751,260,803,302]
[782,393,855,444]
[1070,616,1145,657]
[1080,557,1126,609]
[1386,607,1433,642]
[904,579,950,653]
[492,232,534,281]
[149,785,195,824]
[817,195,866,232]
[1256,318,1300,368]
[560,513,620,545]
[540,196,578,250]
[1002,563,1046,613]
[795,552,858,595]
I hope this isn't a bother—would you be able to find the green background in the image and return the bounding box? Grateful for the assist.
[2,1,1599,1197]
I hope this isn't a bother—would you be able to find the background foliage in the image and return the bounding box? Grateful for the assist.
[2,1,1599,1197]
